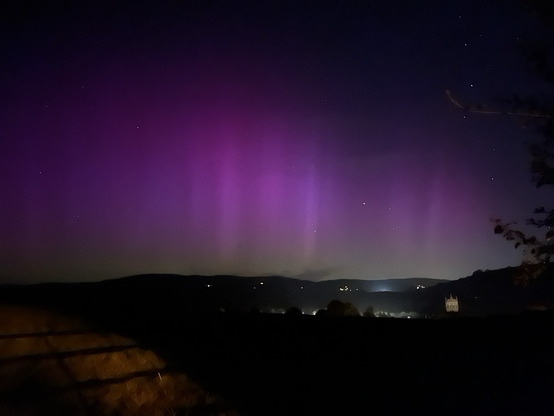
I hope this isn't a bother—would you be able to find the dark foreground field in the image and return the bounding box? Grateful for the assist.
[84,309,554,416]
[2,302,554,416]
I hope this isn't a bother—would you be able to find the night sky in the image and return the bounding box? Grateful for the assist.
[1,1,553,284]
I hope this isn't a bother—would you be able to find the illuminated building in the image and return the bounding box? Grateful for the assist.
[445,294,459,312]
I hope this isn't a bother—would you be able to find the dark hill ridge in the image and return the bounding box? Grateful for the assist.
[1,269,554,416]
[0,274,445,316]
[110,273,445,292]
[0,265,553,317]
[417,263,554,315]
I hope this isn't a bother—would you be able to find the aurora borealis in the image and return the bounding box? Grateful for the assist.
[1,1,552,283]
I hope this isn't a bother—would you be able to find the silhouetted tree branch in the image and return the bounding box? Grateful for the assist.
[445,89,552,118]
[447,1,554,281]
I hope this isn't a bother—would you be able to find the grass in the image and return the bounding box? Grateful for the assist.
[0,305,238,416]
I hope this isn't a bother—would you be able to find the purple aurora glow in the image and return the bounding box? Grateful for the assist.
[0,1,551,282]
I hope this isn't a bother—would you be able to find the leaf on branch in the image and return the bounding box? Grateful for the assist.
[515,242,521,249]
[494,225,504,234]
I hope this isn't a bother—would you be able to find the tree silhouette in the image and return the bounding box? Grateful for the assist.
[447,1,554,282]
[343,302,360,317]
[362,305,375,318]
[326,300,346,316]
[285,306,302,316]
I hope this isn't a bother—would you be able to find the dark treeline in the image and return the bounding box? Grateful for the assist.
[1,269,554,415]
